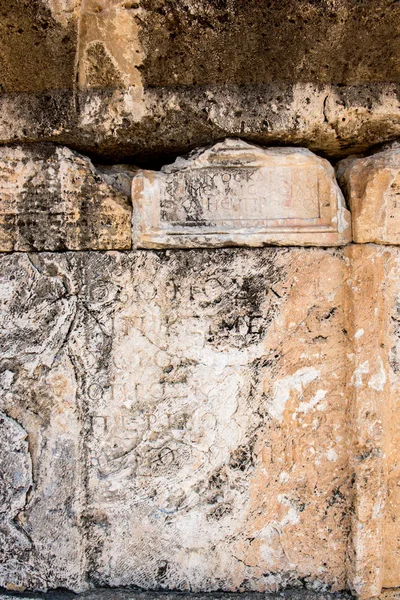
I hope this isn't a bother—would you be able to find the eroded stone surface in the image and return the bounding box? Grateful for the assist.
[0,591,354,600]
[0,145,132,251]
[3,0,400,95]
[0,412,33,590]
[0,249,351,593]
[342,246,400,597]
[1,84,399,162]
[132,140,351,248]
[1,0,400,159]
[338,148,400,244]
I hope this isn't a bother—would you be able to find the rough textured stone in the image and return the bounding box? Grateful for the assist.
[132,139,351,248]
[0,412,32,591]
[0,591,354,600]
[3,247,400,597]
[0,249,351,593]
[0,144,132,251]
[0,84,399,162]
[337,148,400,244]
[0,0,79,94]
[3,1,400,92]
[0,0,400,159]
[343,246,400,597]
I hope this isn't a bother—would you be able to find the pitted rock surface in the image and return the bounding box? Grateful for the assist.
[0,145,132,252]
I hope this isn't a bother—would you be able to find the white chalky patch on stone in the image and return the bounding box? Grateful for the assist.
[270,367,320,422]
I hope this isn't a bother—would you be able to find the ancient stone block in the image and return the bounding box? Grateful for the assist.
[0,249,351,593]
[2,0,400,160]
[132,140,351,248]
[1,84,400,162]
[0,145,132,251]
[337,147,400,244]
[343,245,400,598]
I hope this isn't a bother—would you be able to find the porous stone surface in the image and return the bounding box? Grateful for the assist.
[0,0,400,160]
[3,0,400,94]
[1,84,399,163]
[0,591,354,600]
[343,246,400,597]
[0,249,351,593]
[0,412,32,590]
[132,139,351,248]
[337,148,400,244]
[0,144,132,251]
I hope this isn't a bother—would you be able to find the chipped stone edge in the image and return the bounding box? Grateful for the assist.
[132,140,352,249]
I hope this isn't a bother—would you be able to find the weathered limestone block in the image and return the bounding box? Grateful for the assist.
[0,592,356,600]
[1,1,400,158]
[0,253,85,591]
[338,147,400,244]
[3,246,400,597]
[4,1,400,95]
[0,249,351,593]
[343,246,400,598]
[132,139,351,248]
[0,145,132,251]
[1,84,400,162]
[0,413,33,590]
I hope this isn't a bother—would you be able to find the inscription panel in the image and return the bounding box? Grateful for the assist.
[132,139,351,248]
[77,250,350,591]
[161,167,320,224]
[0,250,351,593]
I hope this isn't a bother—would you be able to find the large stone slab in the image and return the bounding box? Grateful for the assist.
[0,145,132,252]
[132,140,351,248]
[1,2,400,159]
[0,249,351,593]
[337,148,400,244]
[1,84,399,162]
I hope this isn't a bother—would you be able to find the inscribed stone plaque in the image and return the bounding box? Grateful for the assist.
[132,139,351,248]
[0,249,350,593]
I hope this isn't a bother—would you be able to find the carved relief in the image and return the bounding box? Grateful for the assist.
[0,412,32,544]
[132,139,351,248]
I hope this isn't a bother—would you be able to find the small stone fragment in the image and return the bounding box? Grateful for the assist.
[132,139,351,248]
[337,146,400,244]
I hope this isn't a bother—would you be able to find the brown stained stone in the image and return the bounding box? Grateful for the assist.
[77,0,144,90]
[338,148,400,245]
[2,0,400,94]
[0,1,400,159]
[0,144,132,251]
[344,245,400,596]
[132,139,351,248]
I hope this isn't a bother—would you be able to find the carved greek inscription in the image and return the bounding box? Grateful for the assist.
[161,167,320,225]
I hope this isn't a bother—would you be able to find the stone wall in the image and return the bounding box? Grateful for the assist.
[1,2,400,600]
[0,138,400,599]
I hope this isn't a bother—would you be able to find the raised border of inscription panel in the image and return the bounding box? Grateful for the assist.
[132,139,351,248]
